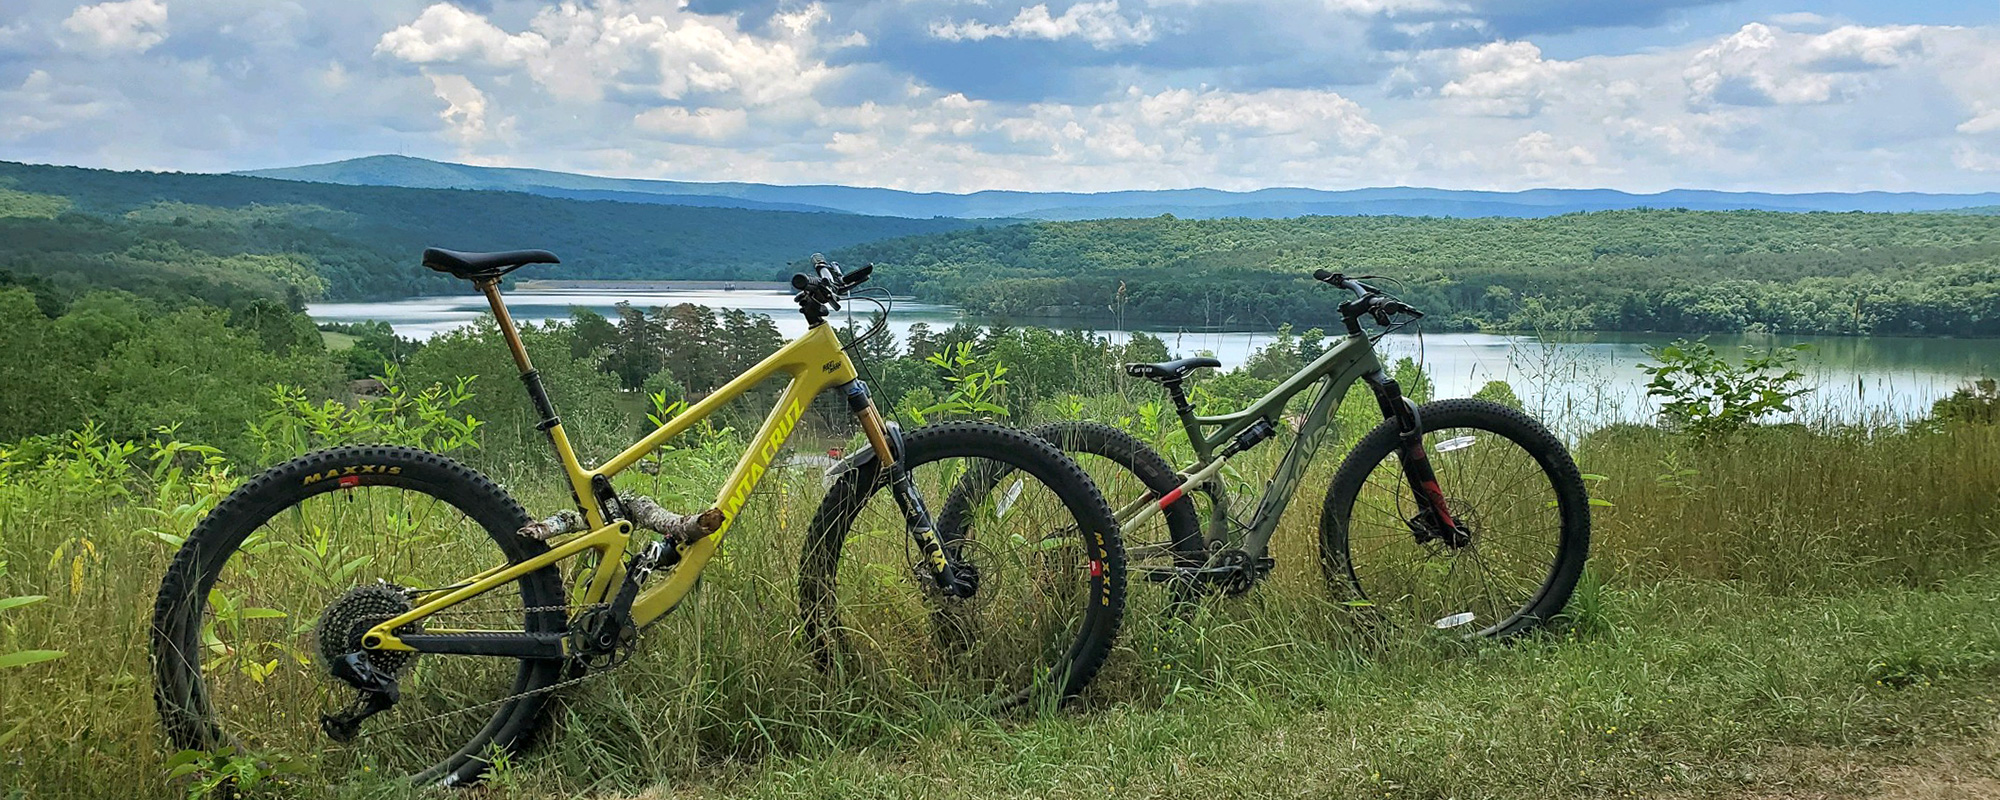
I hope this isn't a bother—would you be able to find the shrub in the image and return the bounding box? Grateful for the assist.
[1638,338,1812,442]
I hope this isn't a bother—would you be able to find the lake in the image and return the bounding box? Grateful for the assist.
[310,288,1997,430]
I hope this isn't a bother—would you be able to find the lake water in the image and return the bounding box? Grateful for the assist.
[310,288,1997,429]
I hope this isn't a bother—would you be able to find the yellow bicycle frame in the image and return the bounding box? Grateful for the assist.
[363,280,886,653]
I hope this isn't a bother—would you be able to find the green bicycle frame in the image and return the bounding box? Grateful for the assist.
[361,279,890,655]
[1117,331,1391,565]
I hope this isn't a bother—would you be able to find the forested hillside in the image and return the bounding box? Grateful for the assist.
[248,155,2000,219]
[0,161,978,304]
[836,210,2000,336]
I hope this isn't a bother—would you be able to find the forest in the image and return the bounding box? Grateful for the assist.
[0,160,977,303]
[8,159,2000,340]
[834,210,2000,336]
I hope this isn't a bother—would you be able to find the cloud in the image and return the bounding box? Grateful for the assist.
[633,105,750,141]
[1392,40,1580,117]
[1685,22,1930,107]
[60,0,169,54]
[376,4,549,66]
[930,1,1156,50]
[426,72,495,145]
[1,69,115,139]
[375,1,836,106]
[1960,109,2000,136]
[4,1,2000,194]
[1508,130,1597,180]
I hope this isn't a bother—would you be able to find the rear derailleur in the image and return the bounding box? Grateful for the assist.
[318,583,417,742]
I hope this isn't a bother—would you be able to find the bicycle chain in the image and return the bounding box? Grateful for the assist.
[343,601,615,739]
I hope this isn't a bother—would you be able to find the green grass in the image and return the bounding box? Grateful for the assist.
[1,418,1996,800]
[318,330,359,351]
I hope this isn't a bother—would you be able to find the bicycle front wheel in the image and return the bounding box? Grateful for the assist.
[1320,399,1590,638]
[798,422,1126,709]
[151,445,566,787]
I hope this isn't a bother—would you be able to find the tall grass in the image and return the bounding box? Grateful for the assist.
[1,388,1997,799]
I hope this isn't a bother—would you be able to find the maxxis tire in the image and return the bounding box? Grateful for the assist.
[1319,399,1591,638]
[798,421,1127,709]
[150,445,566,788]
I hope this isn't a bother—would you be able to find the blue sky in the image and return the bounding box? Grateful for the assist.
[2,0,1997,193]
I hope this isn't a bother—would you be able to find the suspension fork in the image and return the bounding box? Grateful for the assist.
[1361,371,1465,542]
[843,381,974,596]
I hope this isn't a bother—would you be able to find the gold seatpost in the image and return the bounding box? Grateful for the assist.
[477,279,537,374]
[475,279,602,525]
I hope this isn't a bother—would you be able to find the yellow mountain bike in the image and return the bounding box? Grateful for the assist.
[151,251,1127,787]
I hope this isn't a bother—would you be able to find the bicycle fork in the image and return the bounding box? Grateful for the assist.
[1363,372,1470,548]
[843,381,976,597]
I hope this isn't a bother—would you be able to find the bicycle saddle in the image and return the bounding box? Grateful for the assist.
[1124,357,1222,382]
[421,248,561,280]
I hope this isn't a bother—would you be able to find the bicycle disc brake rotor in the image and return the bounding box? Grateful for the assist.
[915,537,1002,613]
[315,583,421,679]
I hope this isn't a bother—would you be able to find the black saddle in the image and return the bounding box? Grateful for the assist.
[1124,356,1222,382]
[422,248,560,280]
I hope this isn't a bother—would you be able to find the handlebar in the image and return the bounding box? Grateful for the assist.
[1313,269,1423,332]
[1313,268,1372,301]
[793,253,873,325]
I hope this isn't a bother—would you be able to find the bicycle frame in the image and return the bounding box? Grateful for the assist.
[1116,331,1398,566]
[362,280,882,654]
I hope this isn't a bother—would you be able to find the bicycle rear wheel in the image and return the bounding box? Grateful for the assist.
[1320,399,1590,637]
[1030,421,1205,592]
[798,422,1126,709]
[151,445,566,787]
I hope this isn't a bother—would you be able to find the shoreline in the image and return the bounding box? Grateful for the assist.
[510,279,795,292]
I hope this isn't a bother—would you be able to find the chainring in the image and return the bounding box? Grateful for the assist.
[314,583,422,679]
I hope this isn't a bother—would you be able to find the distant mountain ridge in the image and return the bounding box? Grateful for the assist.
[241,155,2000,220]
[0,159,981,301]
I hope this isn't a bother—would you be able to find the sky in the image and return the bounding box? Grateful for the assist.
[1,0,1998,194]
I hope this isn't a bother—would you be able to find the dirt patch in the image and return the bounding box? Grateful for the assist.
[1689,724,2000,800]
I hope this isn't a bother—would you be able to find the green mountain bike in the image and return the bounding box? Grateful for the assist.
[1036,270,1589,636]
[150,252,1127,786]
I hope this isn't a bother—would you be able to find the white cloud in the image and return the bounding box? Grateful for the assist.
[930,2,1156,50]
[377,1,835,106]
[426,72,494,146]
[8,1,2000,194]
[1,69,115,139]
[376,4,550,66]
[633,105,750,141]
[1960,109,2000,135]
[1684,22,1930,107]
[1507,130,1597,180]
[1434,41,1578,117]
[1952,144,2000,172]
[60,0,169,54]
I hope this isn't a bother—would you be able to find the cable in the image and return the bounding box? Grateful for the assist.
[837,289,902,422]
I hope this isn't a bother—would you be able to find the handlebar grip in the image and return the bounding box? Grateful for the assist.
[1313,268,1334,282]
[811,253,829,268]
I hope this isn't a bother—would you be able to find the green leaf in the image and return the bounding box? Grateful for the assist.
[0,595,48,612]
[1588,498,1615,507]
[0,650,67,668]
